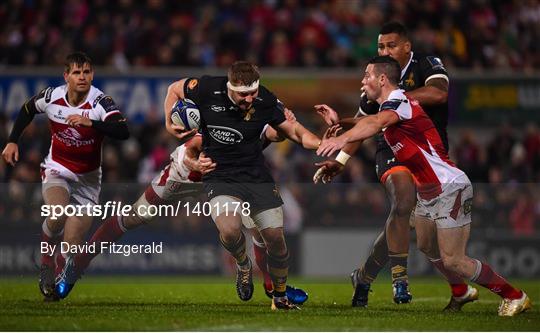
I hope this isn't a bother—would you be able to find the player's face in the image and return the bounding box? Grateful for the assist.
[361,64,381,101]
[230,89,259,111]
[64,62,93,94]
[377,33,410,69]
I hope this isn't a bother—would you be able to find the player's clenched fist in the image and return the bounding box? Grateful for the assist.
[2,142,19,166]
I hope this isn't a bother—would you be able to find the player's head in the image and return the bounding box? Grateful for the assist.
[64,52,93,94]
[227,61,260,111]
[378,22,411,70]
[362,56,401,101]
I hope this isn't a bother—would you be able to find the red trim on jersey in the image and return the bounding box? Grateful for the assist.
[143,186,166,205]
[157,165,171,186]
[103,110,121,120]
[51,98,68,107]
[188,171,202,182]
[449,189,463,220]
[40,167,46,181]
[79,102,92,109]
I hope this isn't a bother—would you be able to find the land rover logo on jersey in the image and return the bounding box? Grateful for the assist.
[208,125,243,144]
[210,105,226,112]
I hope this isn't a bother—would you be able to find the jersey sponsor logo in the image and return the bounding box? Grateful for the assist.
[207,125,243,144]
[389,142,404,154]
[427,56,445,70]
[188,79,198,90]
[54,127,95,147]
[210,105,226,112]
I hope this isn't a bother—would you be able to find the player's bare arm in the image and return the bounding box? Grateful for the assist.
[274,118,321,150]
[182,135,216,175]
[317,111,399,157]
[406,77,448,106]
[164,78,196,140]
[264,108,296,142]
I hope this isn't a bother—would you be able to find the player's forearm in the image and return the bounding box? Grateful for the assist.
[91,120,130,140]
[8,99,37,143]
[341,140,362,155]
[294,123,320,149]
[339,117,363,130]
[407,83,448,106]
[164,80,186,125]
[343,117,382,143]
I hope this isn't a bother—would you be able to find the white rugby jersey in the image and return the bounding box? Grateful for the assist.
[381,89,464,199]
[36,85,121,173]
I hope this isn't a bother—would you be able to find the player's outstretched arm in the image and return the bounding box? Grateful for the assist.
[317,111,399,157]
[2,98,39,166]
[274,119,321,150]
[164,79,197,140]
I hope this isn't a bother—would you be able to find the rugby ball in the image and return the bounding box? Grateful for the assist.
[171,98,201,130]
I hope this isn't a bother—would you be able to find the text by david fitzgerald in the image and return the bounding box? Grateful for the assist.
[41,242,163,257]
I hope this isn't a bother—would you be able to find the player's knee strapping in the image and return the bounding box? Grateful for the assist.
[219,232,248,265]
[267,250,289,294]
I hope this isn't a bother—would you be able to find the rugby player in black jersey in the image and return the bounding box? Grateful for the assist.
[314,22,478,310]
[164,61,321,310]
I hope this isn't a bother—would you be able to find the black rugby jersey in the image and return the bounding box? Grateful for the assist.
[183,75,286,180]
[358,52,449,151]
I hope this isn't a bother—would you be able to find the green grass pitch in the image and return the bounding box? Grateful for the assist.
[0,276,538,331]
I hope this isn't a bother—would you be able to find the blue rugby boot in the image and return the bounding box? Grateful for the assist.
[285,285,308,305]
[392,280,412,304]
[55,257,81,299]
[264,284,308,305]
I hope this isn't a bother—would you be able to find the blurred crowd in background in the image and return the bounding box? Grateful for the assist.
[1,0,540,71]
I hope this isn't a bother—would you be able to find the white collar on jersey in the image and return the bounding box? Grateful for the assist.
[400,51,414,80]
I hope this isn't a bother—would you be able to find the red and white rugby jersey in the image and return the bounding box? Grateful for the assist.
[172,133,203,183]
[35,85,122,174]
[381,89,464,200]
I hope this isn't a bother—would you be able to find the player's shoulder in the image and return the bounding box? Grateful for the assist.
[255,85,278,108]
[381,90,409,110]
[36,85,64,103]
[413,52,447,72]
[89,86,120,112]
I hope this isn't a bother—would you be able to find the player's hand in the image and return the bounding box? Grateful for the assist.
[167,123,197,140]
[66,114,92,127]
[313,159,344,184]
[284,108,297,123]
[197,152,216,175]
[1,142,19,167]
[317,127,348,157]
[314,104,339,126]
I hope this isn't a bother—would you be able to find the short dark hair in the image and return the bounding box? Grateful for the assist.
[379,22,409,40]
[368,56,401,85]
[228,61,260,86]
[64,52,92,73]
